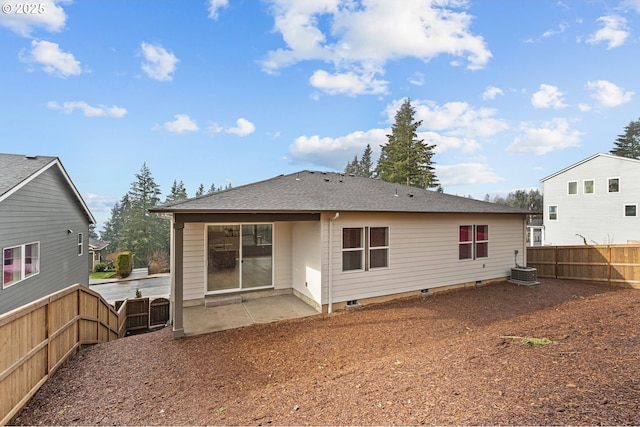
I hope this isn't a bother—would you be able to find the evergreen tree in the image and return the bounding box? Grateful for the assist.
[344,155,359,175]
[195,183,206,197]
[208,183,217,194]
[100,195,130,254]
[165,180,188,204]
[119,163,168,268]
[343,144,374,178]
[376,99,438,189]
[610,118,640,159]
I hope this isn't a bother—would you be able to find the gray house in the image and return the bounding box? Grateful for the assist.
[151,171,529,338]
[0,153,95,315]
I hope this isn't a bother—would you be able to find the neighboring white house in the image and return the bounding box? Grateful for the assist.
[540,153,640,246]
[151,170,529,338]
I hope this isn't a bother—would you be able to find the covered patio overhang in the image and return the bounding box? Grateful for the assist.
[171,211,321,338]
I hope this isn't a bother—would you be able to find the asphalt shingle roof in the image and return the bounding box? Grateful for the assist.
[153,170,528,215]
[0,153,57,198]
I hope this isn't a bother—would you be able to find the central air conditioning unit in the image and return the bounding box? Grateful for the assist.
[510,266,539,286]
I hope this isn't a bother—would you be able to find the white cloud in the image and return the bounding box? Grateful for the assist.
[436,163,504,186]
[309,69,388,96]
[162,114,198,133]
[208,0,229,20]
[289,128,387,169]
[226,118,256,136]
[506,118,584,155]
[620,0,640,13]
[261,0,491,95]
[542,22,568,38]
[586,15,629,49]
[586,80,634,108]
[0,0,68,36]
[531,84,567,109]
[140,42,179,81]
[47,101,127,117]
[409,72,425,86]
[20,40,81,78]
[482,86,503,100]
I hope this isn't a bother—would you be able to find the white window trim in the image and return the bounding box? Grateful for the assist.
[475,225,489,259]
[549,205,558,221]
[368,227,390,270]
[608,177,620,193]
[567,181,578,195]
[624,203,638,217]
[342,227,365,272]
[2,241,40,289]
[78,233,84,256]
[459,225,473,261]
[341,226,390,272]
[583,179,595,195]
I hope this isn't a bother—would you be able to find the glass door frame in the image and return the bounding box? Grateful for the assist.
[205,222,274,295]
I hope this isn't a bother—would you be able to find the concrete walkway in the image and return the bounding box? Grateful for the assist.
[183,294,321,336]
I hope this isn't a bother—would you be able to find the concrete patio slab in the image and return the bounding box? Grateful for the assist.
[183,294,320,336]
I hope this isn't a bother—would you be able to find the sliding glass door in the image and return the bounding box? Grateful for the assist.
[207,224,273,293]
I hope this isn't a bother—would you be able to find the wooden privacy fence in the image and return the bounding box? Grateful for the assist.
[0,284,127,426]
[527,244,640,287]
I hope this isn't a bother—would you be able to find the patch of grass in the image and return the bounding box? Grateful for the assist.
[89,271,117,280]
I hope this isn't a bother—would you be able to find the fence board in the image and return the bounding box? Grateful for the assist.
[527,244,640,287]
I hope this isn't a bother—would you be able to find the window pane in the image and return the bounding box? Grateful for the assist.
[342,250,363,271]
[625,205,637,217]
[476,242,488,258]
[609,178,619,193]
[3,247,21,286]
[459,225,472,242]
[342,228,362,249]
[584,180,594,194]
[370,227,388,247]
[549,206,557,220]
[459,243,472,260]
[370,248,388,269]
[476,225,488,241]
[24,243,39,278]
[568,182,577,194]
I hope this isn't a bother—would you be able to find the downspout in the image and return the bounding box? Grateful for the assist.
[328,212,340,314]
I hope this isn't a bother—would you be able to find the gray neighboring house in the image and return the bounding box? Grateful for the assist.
[0,153,95,315]
[151,170,529,338]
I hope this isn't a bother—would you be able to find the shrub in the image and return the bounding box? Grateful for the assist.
[115,252,133,278]
[93,262,107,272]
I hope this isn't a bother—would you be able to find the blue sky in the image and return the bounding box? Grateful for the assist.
[1,0,640,231]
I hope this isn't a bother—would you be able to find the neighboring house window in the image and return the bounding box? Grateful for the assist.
[369,227,389,269]
[608,178,620,193]
[568,181,577,195]
[78,233,83,256]
[342,228,363,271]
[583,180,594,194]
[459,225,473,260]
[549,205,558,220]
[624,204,637,217]
[3,242,40,288]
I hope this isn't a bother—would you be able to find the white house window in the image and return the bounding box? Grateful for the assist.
[549,205,558,220]
[78,233,84,256]
[369,227,389,269]
[342,228,364,271]
[583,180,594,194]
[476,225,489,258]
[624,204,637,217]
[608,178,620,193]
[459,225,473,260]
[3,242,40,288]
[568,181,578,195]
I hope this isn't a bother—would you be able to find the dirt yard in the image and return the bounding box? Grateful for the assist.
[12,279,640,426]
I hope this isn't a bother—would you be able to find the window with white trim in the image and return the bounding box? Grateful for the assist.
[3,242,40,288]
[459,225,488,260]
[549,205,558,220]
[583,179,594,194]
[78,233,83,256]
[624,204,637,217]
[342,227,390,271]
[608,178,620,193]
[568,181,577,195]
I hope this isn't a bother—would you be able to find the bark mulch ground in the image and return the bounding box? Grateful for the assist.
[12,279,640,426]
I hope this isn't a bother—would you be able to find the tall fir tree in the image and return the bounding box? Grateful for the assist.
[164,180,188,204]
[376,99,438,189]
[343,144,374,178]
[610,118,640,159]
[100,195,130,254]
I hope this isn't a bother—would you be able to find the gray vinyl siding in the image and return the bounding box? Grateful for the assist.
[543,155,640,245]
[0,166,91,315]
[322,212,525,304]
